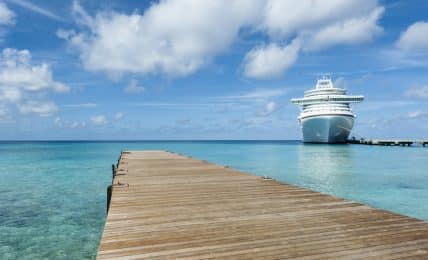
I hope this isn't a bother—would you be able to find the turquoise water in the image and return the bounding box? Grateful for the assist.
[0,141,427,259]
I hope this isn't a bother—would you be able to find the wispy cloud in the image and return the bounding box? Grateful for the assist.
[357,100,414,112]
[54,117,86,128]
[7,0,64,21]
[407,110,428,119]
[257,101,281,116]
[63,103,97,108]
[114,112,124,120]
[224,88,288,101]
[0,106,13,123]
[0,2,15,25]
[18,101,58,117]
[381,48,428,69]
[126,102,219,107]
[124,79,145,94]
[405,86,428,99]
[90,115,107,125]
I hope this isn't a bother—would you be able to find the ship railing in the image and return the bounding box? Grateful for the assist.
[302,108,353,113]
[291,95,364,105]
[304,89,346,96]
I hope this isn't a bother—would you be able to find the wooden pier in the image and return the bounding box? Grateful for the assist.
[348,139,415,146]
[98,150,428,259]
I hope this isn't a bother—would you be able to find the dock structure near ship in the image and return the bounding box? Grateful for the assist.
[348,139,414,146]
[98,150,428,259]
[347,138,428,147]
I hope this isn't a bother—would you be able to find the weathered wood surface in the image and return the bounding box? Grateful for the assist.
[97,150,428,259]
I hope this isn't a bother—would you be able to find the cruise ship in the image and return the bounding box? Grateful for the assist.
[291,76,364,143]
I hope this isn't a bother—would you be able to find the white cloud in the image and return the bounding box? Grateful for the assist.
[0,48,69,97]
[304,7,384,51]
[261,0,378,39]
[18,101,58,116]
[61,0,263,77]
[90,115,107,125]
[60,0,384,80]
[114,112,124,120]
[244,40,300,79]
[124,79,145,94]
[257,101,279,116]
[247,0,383,77]
[405,86,428,99]
[0,2,14,25]
[396,22,428,51]
[251,0,383,78]
[0,48,68,117]
[382,22,428,69]
[8,0,63,21]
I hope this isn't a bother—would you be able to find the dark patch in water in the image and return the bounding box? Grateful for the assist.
[0,204,45,227]
[397,183,421,190]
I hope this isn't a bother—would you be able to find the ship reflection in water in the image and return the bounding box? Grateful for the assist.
[296,144,355,194]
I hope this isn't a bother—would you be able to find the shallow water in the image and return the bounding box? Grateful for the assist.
[0,141,427,259]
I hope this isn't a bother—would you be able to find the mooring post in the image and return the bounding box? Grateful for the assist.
[106,185,112,213]
[117,153,122,168]
[112,164,117,184]
[107,160,118,213]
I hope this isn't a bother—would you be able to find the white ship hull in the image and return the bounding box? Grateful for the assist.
[301,115,354,143]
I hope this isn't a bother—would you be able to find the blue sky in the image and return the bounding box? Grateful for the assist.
[0,0,427,140]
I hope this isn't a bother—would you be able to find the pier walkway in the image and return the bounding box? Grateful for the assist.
[98,150,428,259]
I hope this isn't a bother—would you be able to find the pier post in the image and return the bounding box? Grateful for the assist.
[112,164,117,179]
[106,185,112,213]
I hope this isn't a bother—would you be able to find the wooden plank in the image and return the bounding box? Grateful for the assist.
[97,150,428,259]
